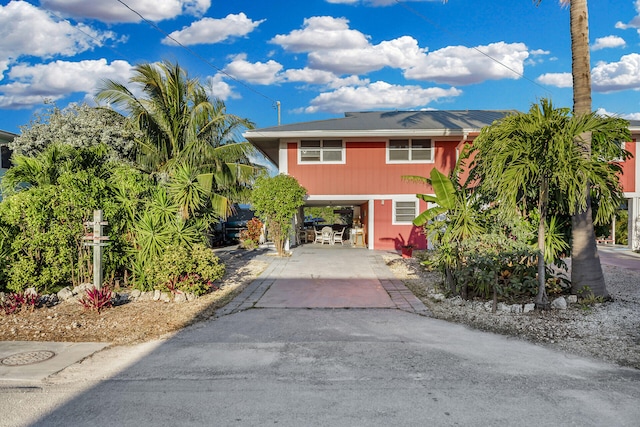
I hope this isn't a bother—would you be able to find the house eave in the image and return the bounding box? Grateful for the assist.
[243,128,476,140]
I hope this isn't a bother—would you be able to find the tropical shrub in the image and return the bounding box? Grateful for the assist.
[146,244,225,296]
[0,144,149,293]
[240,217,263,249]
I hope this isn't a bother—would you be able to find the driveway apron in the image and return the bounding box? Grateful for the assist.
[217,245,430,315]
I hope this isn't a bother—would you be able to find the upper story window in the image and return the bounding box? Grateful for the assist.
[387,139,433,163]
[299,139,344,163]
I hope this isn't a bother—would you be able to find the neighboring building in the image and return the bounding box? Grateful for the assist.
[627,120,640,251]
[246,111,640,252]
[0,130,16,182]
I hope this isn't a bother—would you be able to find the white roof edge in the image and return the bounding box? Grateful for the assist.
[244,129,479,139]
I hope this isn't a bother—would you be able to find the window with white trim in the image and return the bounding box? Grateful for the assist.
[299,139,344,163]
[393,200,418,224]
[387,139,433,163]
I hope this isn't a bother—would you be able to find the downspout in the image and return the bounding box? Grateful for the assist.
[455,132,469,162]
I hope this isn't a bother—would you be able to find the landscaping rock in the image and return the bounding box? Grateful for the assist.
[450,296,464,306]
[510,304,523,314]
[174,293,187,303]
[523,303,536,313]
[153,290,161,301]
[566,295,578,304]
[73,283,93,295]
[431,293,446,301]
[57,287,73,301]
[551,297,567,310]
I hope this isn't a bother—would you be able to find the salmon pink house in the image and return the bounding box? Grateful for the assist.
[244,111,640,252]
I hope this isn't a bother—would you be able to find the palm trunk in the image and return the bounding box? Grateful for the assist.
[536,179,549,309]
[568,0,609,297]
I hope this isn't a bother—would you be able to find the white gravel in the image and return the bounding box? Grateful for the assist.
[386,254,640,370]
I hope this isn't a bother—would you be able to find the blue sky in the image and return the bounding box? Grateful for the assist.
[1,0,640,134]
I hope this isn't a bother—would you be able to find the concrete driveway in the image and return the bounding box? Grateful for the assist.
[1,245,639,427]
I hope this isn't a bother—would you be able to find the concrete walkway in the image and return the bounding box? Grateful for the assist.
[597,243,640,271]
[0,245,639,426]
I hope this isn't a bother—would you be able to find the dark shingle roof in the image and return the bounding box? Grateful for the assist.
[247,110,513,135]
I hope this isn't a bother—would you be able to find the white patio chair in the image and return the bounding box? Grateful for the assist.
[333,227,345,245]
[313,228,323,243]
[320,226,333,244]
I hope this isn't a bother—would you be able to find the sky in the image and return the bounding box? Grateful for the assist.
[1,0,640,135]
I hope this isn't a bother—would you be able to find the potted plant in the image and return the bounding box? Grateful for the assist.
[401,244,414,259]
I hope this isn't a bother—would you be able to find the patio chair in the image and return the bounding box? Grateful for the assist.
[313,228,323,243]
[320,226,333,244]
[333,227,345,245]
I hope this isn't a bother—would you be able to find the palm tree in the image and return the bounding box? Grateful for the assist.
[95,60,261,218]
[470,99,630,306]
[533,1,608,296]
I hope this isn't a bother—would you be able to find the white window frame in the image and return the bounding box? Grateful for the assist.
[386,138,434,163]
[392,199,419,225]
[298,139,345,164]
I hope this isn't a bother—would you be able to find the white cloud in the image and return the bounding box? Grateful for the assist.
[272,17,530,85]
[40,0,210,23]
[223,54,283,85]
[282,68,369,88]
[303,81,462,113]
[536,54,640,92]
[0,59,133,109]
[0,1,117,69]
[308,35,427,75]
[595,108,640,121]
[205,74,239,100]
[162,13,265,46]
[270,16,370,52]
[591,35,626,51]
[530,49,550,56]
[592,54,640,92]
[404,42,529,85]
[615,0,640,35]
[536,72,572,88]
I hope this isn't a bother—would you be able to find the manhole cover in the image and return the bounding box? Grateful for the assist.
[1,350,56,366]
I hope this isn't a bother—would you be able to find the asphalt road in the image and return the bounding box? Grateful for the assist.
[1,246,639,427]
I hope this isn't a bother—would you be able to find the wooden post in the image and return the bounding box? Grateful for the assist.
[84,210,109,289]
[612,214,616,245]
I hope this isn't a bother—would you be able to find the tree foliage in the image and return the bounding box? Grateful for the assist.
[469,98,630,304]
[95,60,263,219]
[0,144,147,293]
[9,102,138,162]
[251,174,307,256]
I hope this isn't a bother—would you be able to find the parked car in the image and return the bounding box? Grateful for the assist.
[223,205,257,242]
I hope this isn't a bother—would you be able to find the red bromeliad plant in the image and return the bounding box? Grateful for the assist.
[1,291,41,315]
[78,287,113,312]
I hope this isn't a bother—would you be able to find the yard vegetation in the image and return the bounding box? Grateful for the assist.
[408,99,630,309]
[0,61,263,306]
